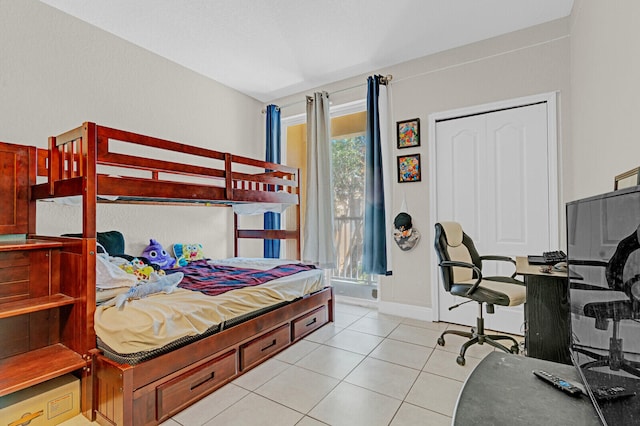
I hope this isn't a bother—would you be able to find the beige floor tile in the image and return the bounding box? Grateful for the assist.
[276,339,321,364]
[304,323,344,344]
[308,382,402,426]
[344,357,420,400]
[324,329,384,355]
[347,316,400,337]
[333,311,363,328]
[204,393,303,426]
[231,358,290,391]
[402,317,449,331]
[172,383,248,425]
[405,371,463,417]
[423,348,483,382]
[334,303,373,316]
[369,338,433,370]
[255,365,339,413]
[295,417,329,426]
[295,344,365,379]
[159,420,180,426]
[390,402,451,426]
[365,310,405,322]
[387,323,442,348]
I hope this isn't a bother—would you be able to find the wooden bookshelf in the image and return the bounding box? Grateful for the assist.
[0,344,86,397]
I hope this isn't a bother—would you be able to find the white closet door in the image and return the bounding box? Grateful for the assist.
[435,102,551,334]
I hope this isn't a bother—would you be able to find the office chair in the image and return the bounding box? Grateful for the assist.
[434,222,526,366]
[570,226,640,377]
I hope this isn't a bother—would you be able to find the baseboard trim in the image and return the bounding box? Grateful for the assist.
[378,301,433,322]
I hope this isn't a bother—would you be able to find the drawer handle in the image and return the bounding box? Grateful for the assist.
[9,411,43,426]
[305,317,317,327]
[261,339,277,352]
[190,371,215,391]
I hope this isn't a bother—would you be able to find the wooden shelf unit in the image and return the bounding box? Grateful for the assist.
[0,344,86,397]
[0,239,89,397]
[0,142,90,407]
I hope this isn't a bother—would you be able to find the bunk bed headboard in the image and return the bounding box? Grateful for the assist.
[31,122,302,258]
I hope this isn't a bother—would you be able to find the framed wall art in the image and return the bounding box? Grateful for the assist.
[397,153,421,183]
[397,118,420,149]
[614,167,640,190]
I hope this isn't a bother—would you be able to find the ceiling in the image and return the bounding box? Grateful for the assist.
[39,0,574,103]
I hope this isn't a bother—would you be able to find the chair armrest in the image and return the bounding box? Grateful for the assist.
[439,260,483,296]
[479,255,517,278]
[479,255,515,264]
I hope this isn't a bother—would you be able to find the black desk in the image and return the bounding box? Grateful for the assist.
[516,256,571,364]
[453,352,601,425]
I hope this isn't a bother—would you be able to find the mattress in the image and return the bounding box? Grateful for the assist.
[94,258,324,360]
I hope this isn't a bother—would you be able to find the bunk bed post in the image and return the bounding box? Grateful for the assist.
[80,123,98,421]
[82,122,97,239]
[295,168,301,260]
[26,146,37,234]
[233,212,239,258]
[224,153,233,201]
[47,136,58,196]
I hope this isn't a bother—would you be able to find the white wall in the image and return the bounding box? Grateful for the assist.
[568,0,640,202]
[0,0,264,258]
[6,0,632,319]
[272,19,571,317]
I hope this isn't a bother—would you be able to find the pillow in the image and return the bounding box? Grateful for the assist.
[62,230,125,256]
[173,243,205,266]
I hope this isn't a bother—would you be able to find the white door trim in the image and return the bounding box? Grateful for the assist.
[428,91,559,321]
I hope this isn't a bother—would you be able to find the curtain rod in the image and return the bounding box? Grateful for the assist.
[262,74,392,113]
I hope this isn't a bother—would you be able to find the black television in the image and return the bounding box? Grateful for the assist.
[567,185,640,425]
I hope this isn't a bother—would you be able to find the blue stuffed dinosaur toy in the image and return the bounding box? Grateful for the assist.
[141,239,177,269]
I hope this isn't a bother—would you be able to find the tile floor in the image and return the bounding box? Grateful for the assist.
[62,300,523,426]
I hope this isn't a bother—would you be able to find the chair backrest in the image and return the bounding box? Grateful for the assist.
[434,222,482,291]
[606,226,640,296]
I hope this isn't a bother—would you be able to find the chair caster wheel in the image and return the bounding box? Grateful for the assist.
[457,356,466,366]
[511,345,520,354]
[470,328,475,335]
[437,337,445,346]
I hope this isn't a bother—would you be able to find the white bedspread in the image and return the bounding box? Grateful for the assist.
[94,258,324,354]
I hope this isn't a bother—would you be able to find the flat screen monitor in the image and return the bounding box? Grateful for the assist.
[567,185,640,425]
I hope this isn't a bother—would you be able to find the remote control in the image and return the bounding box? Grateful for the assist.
[592,386,636,401]
[533,370,583,396]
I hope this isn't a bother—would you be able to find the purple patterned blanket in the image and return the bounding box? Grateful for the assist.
[167,260,317,296]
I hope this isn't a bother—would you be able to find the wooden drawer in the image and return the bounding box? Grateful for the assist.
[292,306,328,341]
[240,324,290,370]
[156,349,236,421]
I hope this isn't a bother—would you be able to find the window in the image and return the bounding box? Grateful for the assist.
[283,102,377,300]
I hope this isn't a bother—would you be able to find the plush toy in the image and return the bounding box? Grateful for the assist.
[118,257,162,281]
[173,243,205,267]
[111,272,184,309]
[141,239,177,269]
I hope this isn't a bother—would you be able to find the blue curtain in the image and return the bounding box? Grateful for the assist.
[264,104,281,258]
[363,76,388,274]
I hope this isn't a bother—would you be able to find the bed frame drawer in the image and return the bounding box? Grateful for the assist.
[156,349,236,421]
[240,324,290,370]
[292,306,328,340]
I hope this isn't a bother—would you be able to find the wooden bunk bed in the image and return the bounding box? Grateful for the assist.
[6,122,334,425]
